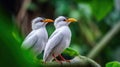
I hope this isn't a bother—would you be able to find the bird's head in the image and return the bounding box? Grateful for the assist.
[32,17,53,30]
[54,16,77,28]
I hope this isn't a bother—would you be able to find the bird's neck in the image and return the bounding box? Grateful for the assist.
[55,24,69,29]
[32,26,46,30]
[55,25,69,29]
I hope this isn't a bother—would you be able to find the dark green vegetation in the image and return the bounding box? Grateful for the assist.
[0,0,120,67]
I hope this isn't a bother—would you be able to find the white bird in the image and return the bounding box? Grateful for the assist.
[43,16,77,63]
[21,17,53,58]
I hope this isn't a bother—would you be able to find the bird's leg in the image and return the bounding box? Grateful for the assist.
[58,54,66,61]
[59,54,70,63]
[52,54,62,64]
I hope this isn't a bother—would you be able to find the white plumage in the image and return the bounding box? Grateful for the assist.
[21,17,53,57]
[43,16,77,62]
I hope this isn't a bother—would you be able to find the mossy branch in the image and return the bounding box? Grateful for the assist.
[43,55,101,67]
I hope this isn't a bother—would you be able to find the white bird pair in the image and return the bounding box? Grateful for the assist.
[21,16,77,63]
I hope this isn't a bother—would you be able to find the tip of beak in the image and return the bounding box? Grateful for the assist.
[67,18,77,22]
[44,19,54,22]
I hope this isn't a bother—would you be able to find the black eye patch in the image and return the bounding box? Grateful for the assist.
[63,19,66,21]
[40,20,43,22]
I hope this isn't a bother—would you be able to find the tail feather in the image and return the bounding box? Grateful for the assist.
[43,54,53,62]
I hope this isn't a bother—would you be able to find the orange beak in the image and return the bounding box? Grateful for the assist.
[66,18,77,22]
[43,19,54,23]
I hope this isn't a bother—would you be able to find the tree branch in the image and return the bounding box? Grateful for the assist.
[16,0,31,36]
[43,56,101,67]
[16,0,31,26]
[87,21,120,59]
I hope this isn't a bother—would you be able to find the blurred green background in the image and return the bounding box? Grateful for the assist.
[0,0,120,67]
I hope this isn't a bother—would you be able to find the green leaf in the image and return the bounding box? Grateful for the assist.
[0,5,39,67]
[62,47,79,57]
[90,0,113,21]
[76,0,113,21]
[106,61,120,67]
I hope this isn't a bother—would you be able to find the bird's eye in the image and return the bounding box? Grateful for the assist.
[63,19,66,21]
[40,20,43,22]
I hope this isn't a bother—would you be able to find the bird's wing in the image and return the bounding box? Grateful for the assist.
[44,31,63,61]
[24,31,35,40]
[21,32,38,50]
[48,30,58,39]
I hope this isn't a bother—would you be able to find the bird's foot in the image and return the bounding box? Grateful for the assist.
[58,54,70,63]
[52,54,63,64]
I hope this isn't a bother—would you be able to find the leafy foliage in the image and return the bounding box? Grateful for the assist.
[0,6,39,67]
[106,61,120,67]
[62,47,79,57]
[0,0,120,67]
[90,0,113,21]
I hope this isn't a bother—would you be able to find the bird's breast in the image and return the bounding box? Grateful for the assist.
[60,26,71,48]
[36,28,48,40]
[60,26,71,37]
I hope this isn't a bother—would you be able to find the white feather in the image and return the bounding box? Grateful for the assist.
[43,26,71,62]
[21,17,48,57]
